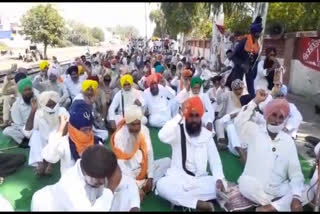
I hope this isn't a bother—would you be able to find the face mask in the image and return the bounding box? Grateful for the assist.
[267,123,285,134]
[43,103,59,114]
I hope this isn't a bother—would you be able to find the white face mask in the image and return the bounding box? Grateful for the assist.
[267,123,285,134]
[43,103,59,114]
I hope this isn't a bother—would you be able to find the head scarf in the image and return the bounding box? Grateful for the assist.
[120,74,134,88]
[14,72,27,84]
[250,16,263,34]
[146,73,162,87]
[17,78,32,94]
[68,100,94,158]
[124,104,143,124]
[155,64,165,73]
[263,98,290,120]
[274,84,288,97]
[183,96,204,120]
[39,61,50,71]
[81,80,99,92]
[231,79,244,90]
[190,77,204,88]
[38,91,60,108]
[48,65,60,77]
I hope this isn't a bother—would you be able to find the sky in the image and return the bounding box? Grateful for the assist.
[0,3,156,36]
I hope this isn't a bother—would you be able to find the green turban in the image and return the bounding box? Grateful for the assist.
[190,77,204,88]
[18,78,32,94]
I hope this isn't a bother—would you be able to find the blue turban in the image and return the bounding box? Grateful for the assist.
[250,16,263,34]
[155,65,165,73]
[69,100,93,130]
[275,84,288,97]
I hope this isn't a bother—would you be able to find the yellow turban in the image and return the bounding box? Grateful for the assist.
[78,65,84,75]
[39,61,50,71]
[81,80,98,92]
[120,74,134,88]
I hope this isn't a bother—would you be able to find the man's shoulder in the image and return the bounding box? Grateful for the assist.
[199,127,213,141]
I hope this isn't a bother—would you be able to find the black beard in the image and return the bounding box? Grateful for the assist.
[22,95,33,105]
[151,89,159,96]
[185,121,201,137]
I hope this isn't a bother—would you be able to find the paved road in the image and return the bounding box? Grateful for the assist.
[0,44,126,73]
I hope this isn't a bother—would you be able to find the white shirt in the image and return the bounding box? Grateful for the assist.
[254,60,269,92]
[286,103,303,133]
[64,74,87,99]
[216,89,242,117]
[234,101,305,197]
[143,85,174,127]
[114,124,154,179]
[108,88,145,121]
[158,114,225,180]
[49,160,114,211]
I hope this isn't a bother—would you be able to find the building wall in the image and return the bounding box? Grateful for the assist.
[186,32,320,105]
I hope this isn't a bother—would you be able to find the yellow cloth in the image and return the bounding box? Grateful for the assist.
[78,65,84,75]
[39,61,50,71]
[120,74,134,88]
[81,80,98,92]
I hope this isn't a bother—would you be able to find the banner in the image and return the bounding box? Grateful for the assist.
[300,37,320,72]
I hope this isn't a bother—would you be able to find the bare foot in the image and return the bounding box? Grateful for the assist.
[255,204,277,212]
[196,200,214,212]
[44,163,52,176]
[35,162,45,176]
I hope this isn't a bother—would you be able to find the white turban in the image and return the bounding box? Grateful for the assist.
[48,64,60,77]
[38,91,60,108]
[124,104,142,124]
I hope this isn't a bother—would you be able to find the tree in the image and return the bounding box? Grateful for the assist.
[110,25,139,41]
[21,4,65,59]
[91,27,105,42]
[149,9,166,38]
[65,20,98,46]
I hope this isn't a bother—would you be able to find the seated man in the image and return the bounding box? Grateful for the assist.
[33,61,50,92]
[42,100,104,175]
[65,65,90,100]
[3,78,39,148]
[31,145,140,211]
[273,84,303,140]
[108,74,146,130]
[176,77,215,134]
[170,68,193,94]
[143,73,174,128]
[28,91,69,176]
[73,79,109,141]
[110,104,170,201]
[33,65,71,109]
[234,92,311,212]
[156,96,227,211]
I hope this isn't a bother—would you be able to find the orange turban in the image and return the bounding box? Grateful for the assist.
[183,96,204,120]
[182,69,193,78]
[146,73,162,87]
[263,98,290,120]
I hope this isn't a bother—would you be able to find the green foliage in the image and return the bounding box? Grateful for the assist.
[225,14,252,35]
[21,4,65,58]
[91,27,105,42]
[109,25,140,41]
[150,9,166,38]
[267,3,320,32]
[65,20,99,46]
[57,39,73,48]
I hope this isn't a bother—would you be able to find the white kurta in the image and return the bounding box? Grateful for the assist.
[108,88,146,126]
[156,114,226,209]
[143,85,174,128]
[254,60,269,92]
[28,107,69,167]
[64,74,87,100]
[31,159,140,211]
[3,90,39,144]
[114,124,170,189]
[234,100,309,211]
[0,195,13,211]
[285,103,303,139]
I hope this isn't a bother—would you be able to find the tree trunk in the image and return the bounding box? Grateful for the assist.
[43,43,48,60]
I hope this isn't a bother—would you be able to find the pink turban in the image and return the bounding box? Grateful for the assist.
[263,98,290,120]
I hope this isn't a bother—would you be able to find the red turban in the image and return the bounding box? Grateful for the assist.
[146,73,162,88]
[263,98,290,120]
[87,76,99,84]
[183,96,204,120]
[111,58,117,65]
